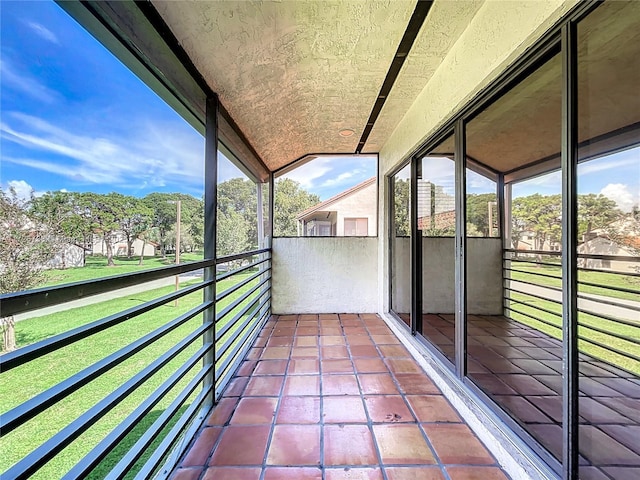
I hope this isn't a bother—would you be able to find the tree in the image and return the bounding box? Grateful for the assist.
[143,193,177,258]
[466,193,498,237]
[578,193,621,239]
[80,192,128,266]
[216,209,250,258]
[0,187,60,351]
[119,196,154,259]
[274,178,321,236]
[217,178,259,249]
[393,178,410,236]
[512,194,562,263]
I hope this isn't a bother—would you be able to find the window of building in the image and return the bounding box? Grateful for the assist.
[344,218,368,236]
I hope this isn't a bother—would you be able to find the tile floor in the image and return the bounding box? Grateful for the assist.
[170,313,511,480]
[419,313,640,480]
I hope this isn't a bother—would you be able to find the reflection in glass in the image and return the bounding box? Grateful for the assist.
[577,2,640,477]
[390,164,411,327]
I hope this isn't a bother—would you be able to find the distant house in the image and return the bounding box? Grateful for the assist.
[578,236,638,272]
[296,177,376,236]
[48,243,85,269]
[91,232,158,257]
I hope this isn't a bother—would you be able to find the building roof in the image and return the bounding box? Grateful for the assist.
[296,177,376,221]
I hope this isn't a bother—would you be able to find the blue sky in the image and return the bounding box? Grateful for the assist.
[1,1,637,208]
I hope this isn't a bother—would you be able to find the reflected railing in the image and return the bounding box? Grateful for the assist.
[0,248,271,479]
[503,249,640,375]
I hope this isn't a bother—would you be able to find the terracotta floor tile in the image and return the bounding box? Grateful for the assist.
[371,334,400,345]
[202,467,261,480]
[246,348,263,360]
[277,396,321,424]
[599,425,640,455]
[321,327,344,336]
[323,346,350,358]
[230,397,278,424]
[469,374,518,396]
[223,377,249,397]
[492,395,551,424]
[499,374,557,396]
[347,335,375,346]
[267,336,293,347]
[297,327,319,336]
[289,359,320,375]
[292,346,320,358]
[359,374,401,395]
[324,425,378,465]
[181,427,222,466]
[237,361,257,376]
[206,397,239,426]
[423,424,494,465]
[373,424,436,464]
[384,466,445,480]
[209,425,271,465]
[325,467,383,479]
[386,358,423,374]
[299,314,319,322]
[244,376,284,396]
[368,326,392,335]
[170,467,203,480]
[365,395,414,423]
[601,467,640,480]
[323,396,368,423]
[445,466,509,480]
[579,397,632,424]
[321,335,347,346]
[528,395,564,423]
[578,466,612,480]
[295,336,319,347]
[272,327,296,337]
[267,425,321,465]
[264,467,323,479]
[261,346,291,359]
[406,396,461,423]
[378,345,411,358]
[344,327,369,336]
[527,424,563,460]
[350,345,381,357]
[322,359,355,374]
[394,374,441,395]
[284,375,320,396]
[322,374,361,395]
[254,360,288,375]
[354,358,388,373]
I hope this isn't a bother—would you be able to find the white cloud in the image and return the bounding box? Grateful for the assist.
[579,156,637,176]
[25,21,59,44]
[600,183,639,212]
[1,113,205,191]
[0,59,60,104]
[284,157,334,188]
[5,180,34,202]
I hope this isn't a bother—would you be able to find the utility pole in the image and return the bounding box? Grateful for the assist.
[168,200,182,306]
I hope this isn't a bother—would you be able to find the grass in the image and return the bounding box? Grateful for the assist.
[41,252,205,287]
[0,268,264,479]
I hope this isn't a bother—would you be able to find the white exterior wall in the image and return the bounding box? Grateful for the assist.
[331,181,377,236]
[272,237,378,314]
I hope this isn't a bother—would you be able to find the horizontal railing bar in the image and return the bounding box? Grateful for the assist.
[504,248,561,256]
[578,333,640,364]
[576,264,640,278]
[62,346,209,480]
[133,385,211,480]
[215,307,269,399]
[0,279,211,372]
[577,307,640,329]
[506,296,563,320]
[505,305,563,333]
[3,324,211,480]
[215,294,268,363]
[1,301,211,436]
[215,256,270,282]
[215,276,270,326]
[216,268,264,303]
[577,295,640,314]
[577,319,640,348]
[215,286,268,341]
[504,285,564,307]
[0,259,214,317]
[577,279,640,296]
[504,257,562,268]
[108,365,211,480]
[504,266,562,281]
[506,277,562,294]
[215,248,270,265]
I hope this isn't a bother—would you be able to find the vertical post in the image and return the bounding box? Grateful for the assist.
[501,177,511,318]
[257,182,264,248]
[454,120,467,378]
[204,95,219,407]
[561,22,579,480]
[174,200,181,306]
[410,156,422,335]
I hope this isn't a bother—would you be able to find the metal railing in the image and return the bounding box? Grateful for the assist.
[0,248,271,479]
[503,249,640,374]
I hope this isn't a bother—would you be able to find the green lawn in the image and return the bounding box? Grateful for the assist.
[41,252,205,287]
[0,268,264,479]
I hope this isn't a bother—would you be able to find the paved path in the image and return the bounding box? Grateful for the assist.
[510,281,640,323]
[14,275,201,321]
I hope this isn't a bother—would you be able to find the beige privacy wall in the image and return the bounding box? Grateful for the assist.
[272,238,378,314]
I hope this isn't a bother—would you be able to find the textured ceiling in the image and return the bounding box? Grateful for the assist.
[152,0,484,171]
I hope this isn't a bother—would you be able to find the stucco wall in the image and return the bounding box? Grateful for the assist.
[390,237,502,315]
[331,181,377,236]
[272,237,378,313]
